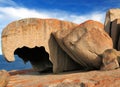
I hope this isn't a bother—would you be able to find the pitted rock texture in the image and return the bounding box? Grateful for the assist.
[2,18,79,73]
[53,20,113,70]
[5,69,120,87]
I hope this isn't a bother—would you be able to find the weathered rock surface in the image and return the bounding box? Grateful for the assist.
[101,49,120,70]
[111,19,120,49]
[104,9,120,50]
[2,18,80,73]
[53,20,113,70]
[0,70,9,87]
[104,8,120,35]
[5,69,120,87]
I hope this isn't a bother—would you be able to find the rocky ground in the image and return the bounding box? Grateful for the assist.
[0,68,120,87]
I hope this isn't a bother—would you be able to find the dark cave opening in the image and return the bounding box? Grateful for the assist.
[14,46,53,72]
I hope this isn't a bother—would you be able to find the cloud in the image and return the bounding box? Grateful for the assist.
[0,7,51,19]
[0,0,17,6]
[67,12,105,24]
[0,6,105,54]
[0,6,105,24]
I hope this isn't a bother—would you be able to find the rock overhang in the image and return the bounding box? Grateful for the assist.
[1,18,79,73]
[1,18,114,73]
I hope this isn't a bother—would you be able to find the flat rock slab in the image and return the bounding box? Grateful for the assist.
[6,69,120,87]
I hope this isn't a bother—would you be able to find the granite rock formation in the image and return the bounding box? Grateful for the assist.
[53,20,113,70]
[1,8,120,87]
[104,9,120,50]
[1,18,116,73]
[2,18,80,73]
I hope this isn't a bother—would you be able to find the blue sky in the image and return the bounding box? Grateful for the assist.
[0,0,120,54]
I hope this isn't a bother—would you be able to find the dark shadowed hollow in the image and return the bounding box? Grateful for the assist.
[14,46,53,72]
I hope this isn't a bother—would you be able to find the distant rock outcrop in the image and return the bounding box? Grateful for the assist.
[2,18,80,73]
[53,20,113,70]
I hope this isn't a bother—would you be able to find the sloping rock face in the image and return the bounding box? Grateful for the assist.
[6,69,120,87]
[53,20,113,70]
[0,70,9,87]
[104,9,120,50]
[2,18,80,73]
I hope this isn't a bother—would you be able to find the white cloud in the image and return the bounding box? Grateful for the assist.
[0,6,105,54]
[0,7,51,19]
[69,12,105,24]
[0,7,105,24]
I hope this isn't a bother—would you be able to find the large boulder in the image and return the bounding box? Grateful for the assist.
[53,20,113,70]
[2,18,80,73]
